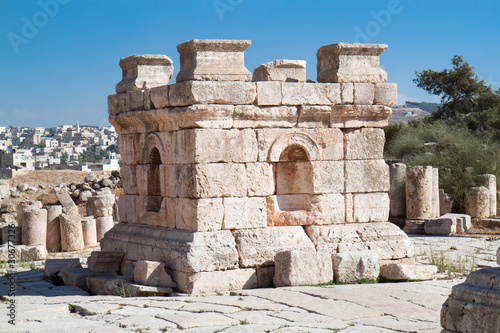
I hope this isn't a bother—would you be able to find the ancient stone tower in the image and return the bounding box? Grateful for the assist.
[104,39,414,293]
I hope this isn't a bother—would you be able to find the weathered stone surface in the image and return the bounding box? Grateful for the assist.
[424,213,471,235]
[233,105,298,128]
[403,219,426,235]
[175,198,223,231]
[16,245,48,261]
[281,82,340,105]
[256,128,344,162]
[44,258,82,280]
[246,162,274,196]
[129,89,146,111]
[101,224,239,273]
[176,163,248,198]
[255,81,281,106]
[353,83,375,105]
[222,197,267,229]
[465,186,490,218]
[345,159,389,193]
[267,194,345,226]
[332,250,379,283]
[331,105,391,128]
[87,251,124,273]
[497,246,500,265]
[297,105,331,128]
[108,93,130,115]
[176,39,252,82]
[116,54,173,93]
[169,81,256,106]
[477,174,497,218]
[117,134,142,165]
[149,85,169,108]
[81,216,98,247]
[374,83,397,106]
[172,268,258,294]
[17,201,47,246]
[348,192,390,223]
[44,205,62,252]
[1,225,21,245]
[317,43,388,83]
[59,267,95,291]
[441,267,500,333]
[88,193,115,217]
[133,260,176,288]
[439,189,454,216]
[95,216,114,241]
[406,166,433,220]
[173,128,258,164]
[432,168,440,218]
[341,83,354,104]
[305,222,414,260]
[389,163,406,218]
[344,128,385,160]
[0,184,10,199]
[379,262,436,281]
[172,104,234,129]
[232,226,316,267]
[54,187,77,208]
[273,250,333,287]
[253,59,306,82]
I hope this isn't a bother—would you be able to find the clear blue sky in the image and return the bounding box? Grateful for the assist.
[1,0,499,127]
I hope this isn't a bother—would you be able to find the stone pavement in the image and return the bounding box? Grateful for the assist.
[1,235,499,333]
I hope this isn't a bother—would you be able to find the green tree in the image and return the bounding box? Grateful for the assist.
[414,55,500,139]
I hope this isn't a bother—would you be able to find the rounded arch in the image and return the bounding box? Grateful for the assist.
[268,133,320,162]
[142,133,165,165]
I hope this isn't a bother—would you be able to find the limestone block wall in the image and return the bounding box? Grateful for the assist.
[103,39,405,293]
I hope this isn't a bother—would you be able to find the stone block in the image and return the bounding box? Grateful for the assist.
[173,128,258,164]
[176,198,223,232]
[374,83,397,106]
[350,192,390,222]
[59,267,95,291]
[297,105,331,128]
[171,268,258,295]
[115,54,173,93]
[176,163,248,198]
[256,128,344,162]
[232,226,316,267]
[246,162,275,196]
[176,39,252,82]
[169,81,256,106]
[17,245,48,261]
[311,161,344,194]
[344,128,385,160]
[466,186,490,218]
[117,195,141,223]
[273,250,333,287]
[60,214,85,252]
[1,226,21,245]
[149,85,169,108]
[87,251,124,273]
[44,258,82,280]
[424,215,456,236]
[317,43,388,83]
[432,168,440,218]
[117,134,142,165]
[108,93,130,115]
[222,197,267,229]
[353,83,374,105]
[256,266,275,288]
[403,219,427,235]
[253,59,306,82]
[379,262,437,281]
[330,105,391,128]
[255,81,282,105]
[88,193,115,217]
[172,104,234,129]
[306,222,414,260]
[120,165,138,195]
[233,105,298,128]
[45,205,62,252]
[439,189,454,216]
[128,89,145,111]
[345,159,389,193]
[406,166,434,219]
[125,282,173,297]
[86,276,124,295]
[332,250,379,283]
[389,163,406,218]
[340,83,354,104]
[441,267,500,333]
[281,82,340,105]
[133,260,176,288]
[101,224,239,273]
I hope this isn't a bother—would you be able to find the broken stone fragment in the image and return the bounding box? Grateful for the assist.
[273,250,333,287]
[87,251,124,273]
[115,54,173,93]
[252,59,306,82]
[133,260,177,288]
[332,250,379,283]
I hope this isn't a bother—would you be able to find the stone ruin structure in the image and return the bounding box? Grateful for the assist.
[102,39,433,294]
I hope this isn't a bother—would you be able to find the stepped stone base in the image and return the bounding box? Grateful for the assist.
[100,221,417,293]
[441,267,500,332]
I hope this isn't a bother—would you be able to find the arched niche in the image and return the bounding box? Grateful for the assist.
[146,147,162,212]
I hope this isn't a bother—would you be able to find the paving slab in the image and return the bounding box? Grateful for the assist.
[179,301,241,314]
[155,309,239,329]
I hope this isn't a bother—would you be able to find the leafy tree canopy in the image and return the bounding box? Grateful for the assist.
[414,55,500,139]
